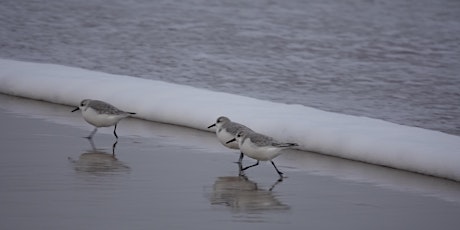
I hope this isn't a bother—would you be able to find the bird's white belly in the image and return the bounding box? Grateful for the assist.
[82,108,123,127]
[216,129,239,149]
[240,141,282,161]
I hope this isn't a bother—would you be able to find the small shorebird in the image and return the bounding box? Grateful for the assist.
[71,99,136,139]
[227,130,298,180]
[208,116,253,164]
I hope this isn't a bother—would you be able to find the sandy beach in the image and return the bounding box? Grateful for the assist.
[1,93,460,230]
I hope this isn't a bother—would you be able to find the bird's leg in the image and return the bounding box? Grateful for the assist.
[242,160,259,171]
[234,152,244,164]
[86,127,98,139]
[238,152,244,163]
[113,124,119,139]
[237,163,245,176]
[270,160,284,180]
[236,158,245,176]
[237,152,246,176]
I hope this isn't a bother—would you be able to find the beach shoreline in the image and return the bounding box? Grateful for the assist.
[1,94,460,229]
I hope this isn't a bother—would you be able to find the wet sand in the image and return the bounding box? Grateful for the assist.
[1,94,460,230]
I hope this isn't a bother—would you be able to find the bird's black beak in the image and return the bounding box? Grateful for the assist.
[207,123,216,129]
[71,107,79,112]
[226,138,236,144]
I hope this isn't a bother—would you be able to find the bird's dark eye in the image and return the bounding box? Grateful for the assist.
[80,102,84,106]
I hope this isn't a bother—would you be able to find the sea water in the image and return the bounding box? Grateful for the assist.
[1,0,459,135]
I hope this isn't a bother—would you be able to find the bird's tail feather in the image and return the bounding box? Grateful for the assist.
[274,143,299,148]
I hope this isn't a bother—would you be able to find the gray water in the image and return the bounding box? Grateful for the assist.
[1,0,460,135]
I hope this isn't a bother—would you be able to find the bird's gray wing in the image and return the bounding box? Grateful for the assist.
[89,100,125,115]
[225,122,253,136]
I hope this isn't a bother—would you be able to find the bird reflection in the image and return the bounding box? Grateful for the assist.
[68,139,130,175]
[209,175,289,212]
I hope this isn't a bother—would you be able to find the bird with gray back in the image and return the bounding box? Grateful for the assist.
[227,130,298,180]
[71,99,136,139]
[208,116,254,164]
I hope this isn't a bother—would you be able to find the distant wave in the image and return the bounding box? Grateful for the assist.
[1,59,459,181]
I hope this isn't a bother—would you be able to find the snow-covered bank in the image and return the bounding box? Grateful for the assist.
[1,59,459,181]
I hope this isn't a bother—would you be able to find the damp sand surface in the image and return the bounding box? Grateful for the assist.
[1,95,460,229]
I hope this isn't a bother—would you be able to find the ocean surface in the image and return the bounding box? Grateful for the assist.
[1,0,460,135]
